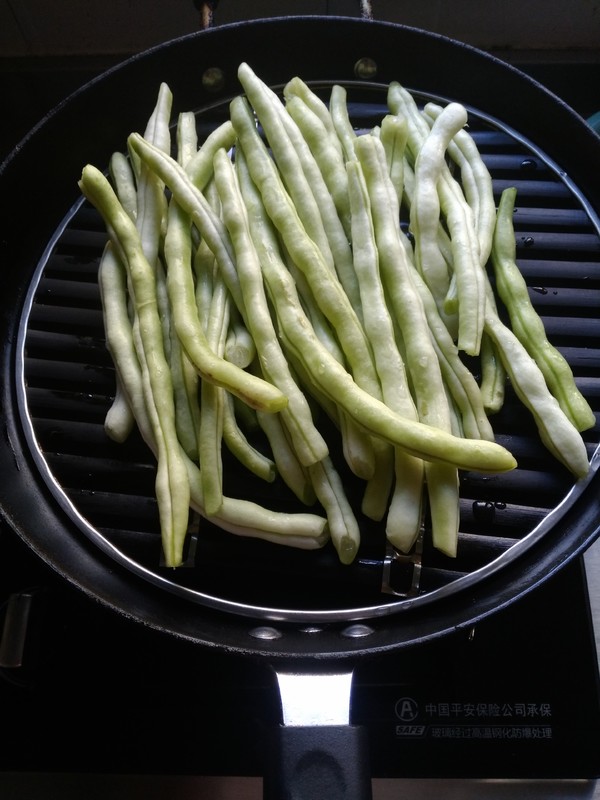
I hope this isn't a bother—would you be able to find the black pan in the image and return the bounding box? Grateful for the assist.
[2,16,600,798]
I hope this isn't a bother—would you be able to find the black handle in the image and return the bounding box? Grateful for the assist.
[0,591,35,668]
[263,723,372,800]
[193,0,374,29]
[193,0,219,29]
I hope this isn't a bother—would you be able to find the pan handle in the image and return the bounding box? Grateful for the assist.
[263,670,372,800]
[194,0,374,29]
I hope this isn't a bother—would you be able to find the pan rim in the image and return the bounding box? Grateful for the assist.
[2,17,600,651]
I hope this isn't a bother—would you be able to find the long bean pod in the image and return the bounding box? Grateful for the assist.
[222,393,277,483]
[256,407,317,505]
[347,158,424,551]
[176,110,199,167]
[423,101,497,268]
[408,264,495,441]
[380,113,409,209]
[354,132,461,556]
[108,151,138,222]
[103,87,173,441]
[401,152,456,295]
[491,187,596,433]
[409,104,463,308]
[214,146,329,467]
[79,164,191,567]
[184,119,237,189]
[236,64,361,311]
[484,302,590,478]
[193,178,219,322]
[183,454,328,549]
[198,273,228,515]
[224,307,256,369]
[329,84,358,162]
[237,63,335,271]
[307,457,361,564]
[126,132,288,413]
[167,113,203,459]
[388,84,486,355]
[283,93,352,236]
[98,243,145,443]
[411,102,485,356]
[98,221,136,443]
[479,332,507,414]
[133,82,172,266]
[283,76,344,159]
[229,95,382,405]
[162,248,201,458]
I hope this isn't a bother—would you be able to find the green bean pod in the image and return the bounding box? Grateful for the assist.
[79,164,191,567]
[98,243,141,444]
[108,151,138,222]
[283,76,344,160]
[225,307,256,369]
[283,93,352,237]
[329,84,358,163]
[239,66,362,315]
[184,119,237,189]
[256,408,317,506]
[354,133,463,556]
[229,95,382,406]
[484,292,590,478]
[423,101,497,269]
[184,455,328,549]
[380,113,409,209]
[347,158,424,550]
[307,457,361,565]
[126,132,288,414]
[222,393,277,483]
[176,110,199,167]
[237,63,337,272]
[214,146,329,467]
[492,187,596,433]
[412,102,485,357]
[479,332,507,414]
[103,369,136,443]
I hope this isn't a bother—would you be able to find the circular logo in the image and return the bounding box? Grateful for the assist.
[395,697,419,722]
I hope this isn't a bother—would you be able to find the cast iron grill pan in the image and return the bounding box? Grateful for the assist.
[18,84,600,617]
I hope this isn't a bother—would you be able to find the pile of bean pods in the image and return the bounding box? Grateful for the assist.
[79,63,593,568]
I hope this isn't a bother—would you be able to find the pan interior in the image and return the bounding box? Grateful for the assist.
[15,80,600,622]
